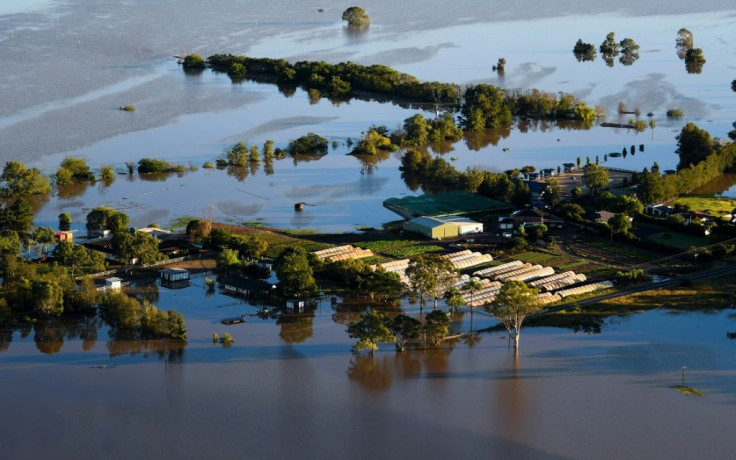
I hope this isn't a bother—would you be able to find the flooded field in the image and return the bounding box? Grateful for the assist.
[3,0,736,458]
[2,1,734,230]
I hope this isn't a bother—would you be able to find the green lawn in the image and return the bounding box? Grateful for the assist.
[647,231,708,251]
[674,196,736,218]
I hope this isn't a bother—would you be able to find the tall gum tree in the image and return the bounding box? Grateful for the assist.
[486,280,542,350]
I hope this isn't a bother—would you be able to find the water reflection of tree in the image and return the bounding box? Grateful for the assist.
[430,141,455,155]
[347,354,393,392]
[131,282,159,305]
[291,153,327,166]
[263,158,275,176]
[277,83,297,98]
[347,348,453,392]
[619,52,639,66]
[227,165,249,182]
[0,323,12,351]
[57,182,90,199]
[352,150,390,175]
[463,126,511,151]
[278,311,315,344]
[183,67,204,77]
[461,332,483,349]
[33,318,66,355]
[689,173,736,195]
[106,328,186,359]
[26,193,50,214]
[138,172,175,182]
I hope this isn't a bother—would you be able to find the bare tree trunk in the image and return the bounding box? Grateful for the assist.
[514,330,520,349]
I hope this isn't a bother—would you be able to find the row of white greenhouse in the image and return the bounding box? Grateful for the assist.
[318,245,613,308]
[314,245,375,262]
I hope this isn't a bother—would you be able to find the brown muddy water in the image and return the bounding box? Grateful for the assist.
[1,276,736,459]
[3,1,736,457]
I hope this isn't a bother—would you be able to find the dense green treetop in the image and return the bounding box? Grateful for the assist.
[0,161,51,198]
[350,128,396,156]
[486,280,542,349]
[182,53,206,70]
[56,157,92,186]
[342,6,370,27]
[573,39,596,62]
[676,122,715,170]
[286,133,329,156]
[274,246,317,298]
[347,309,394,354]
[424,310,450,347]
[582,163,610,195]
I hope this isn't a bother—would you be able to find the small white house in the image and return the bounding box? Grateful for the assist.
[104,277,122,290]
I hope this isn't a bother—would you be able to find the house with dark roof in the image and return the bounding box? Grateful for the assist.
[498,208,564,231]
[219,277,275,299]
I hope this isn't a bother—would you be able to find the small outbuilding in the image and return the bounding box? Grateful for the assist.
[160,268,190,288]
[105,277,123,290]
[286,299,307,312]
[56,231,73,242]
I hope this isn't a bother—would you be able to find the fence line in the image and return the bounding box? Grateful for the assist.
[75,255,196,280]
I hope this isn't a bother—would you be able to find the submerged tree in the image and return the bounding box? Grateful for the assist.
[599,32,619,67]
[424,310,451,347]
[676,28,694,59]
[182,53,206,70]
[486,281,542,350]
[347,309,395,354]
[618,38,640,66]
[573,39,596,62]
[342,6,370,27]
[391,314,422,352]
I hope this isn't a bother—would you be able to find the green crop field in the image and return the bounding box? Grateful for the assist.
[584,241,655,261]
[354,239,443,259]
[511,251,558,265]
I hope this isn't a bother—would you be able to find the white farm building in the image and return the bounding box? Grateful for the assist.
[403,216,483,240]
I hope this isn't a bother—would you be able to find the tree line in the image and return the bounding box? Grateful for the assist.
[185,53,598,128]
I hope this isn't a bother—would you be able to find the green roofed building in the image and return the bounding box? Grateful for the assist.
[384,191,512,219]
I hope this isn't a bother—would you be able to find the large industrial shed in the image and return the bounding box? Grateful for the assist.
[404,216,483,239]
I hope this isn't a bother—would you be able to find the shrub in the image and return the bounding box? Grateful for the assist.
[182,53,206,70]
[137,158,175,173]
[286,133,328,156]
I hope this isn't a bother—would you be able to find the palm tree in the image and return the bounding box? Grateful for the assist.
[465,278,483,332]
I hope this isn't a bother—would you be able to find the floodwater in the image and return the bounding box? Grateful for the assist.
[1,276,736,459]
[3,0,736,457]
